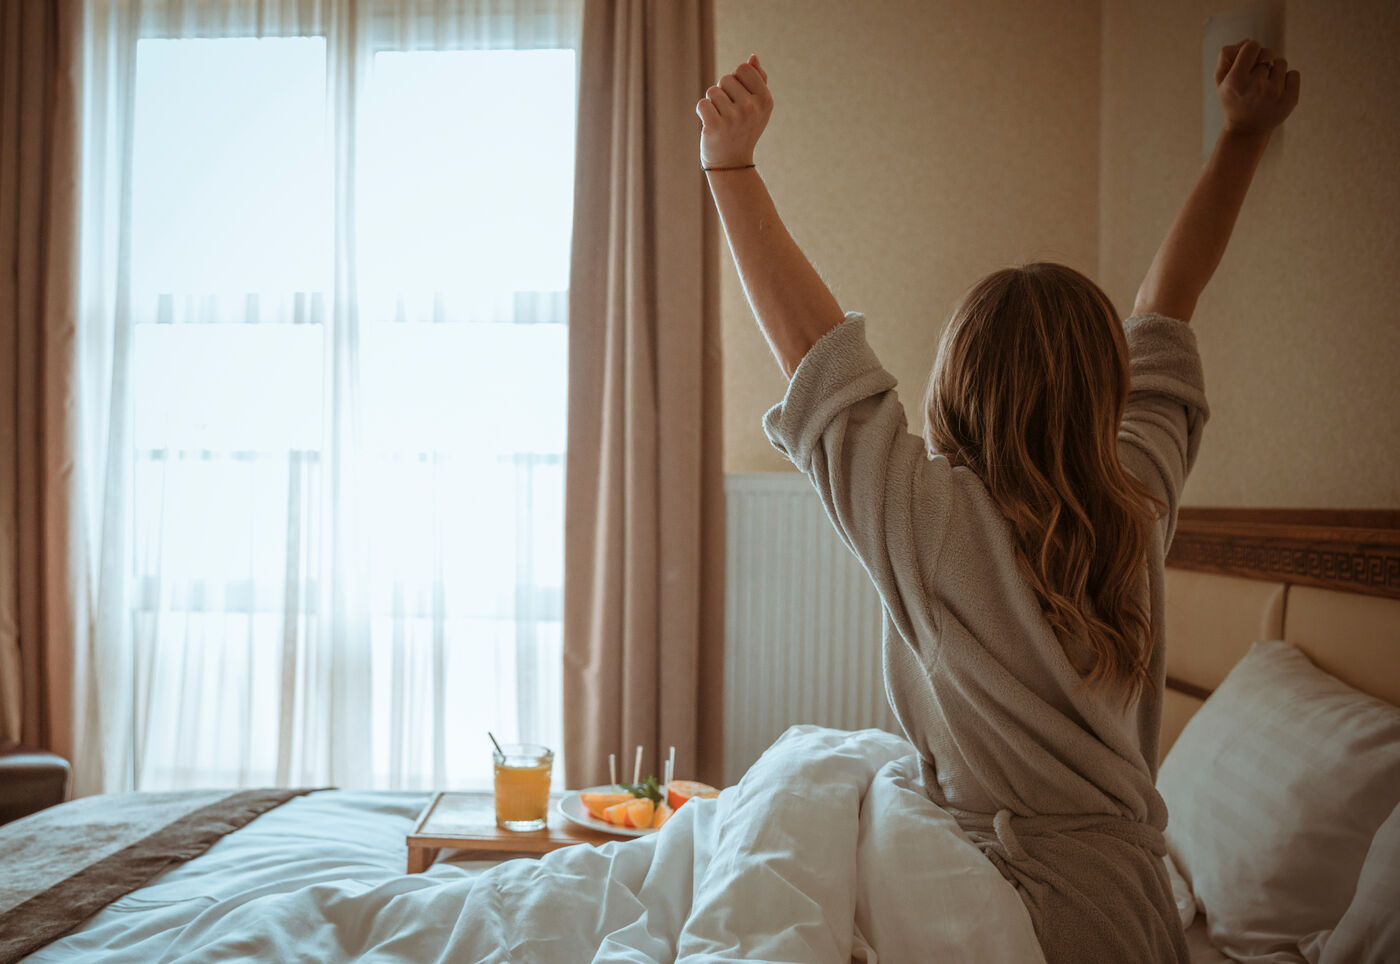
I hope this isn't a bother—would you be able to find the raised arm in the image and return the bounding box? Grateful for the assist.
[696,56,845,378]
[1133,39,1300,323]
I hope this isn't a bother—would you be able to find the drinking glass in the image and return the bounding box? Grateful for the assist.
[493,743,553,831]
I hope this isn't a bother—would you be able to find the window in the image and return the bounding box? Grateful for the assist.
[85,5,579,792]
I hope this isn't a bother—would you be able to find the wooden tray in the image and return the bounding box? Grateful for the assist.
[405,790,620,873]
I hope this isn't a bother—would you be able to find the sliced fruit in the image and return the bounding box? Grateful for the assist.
[581,791,635,821]
[651,802,673,829]
[620,797,655,828]
[602,800,632,826]
[667,779,719,811]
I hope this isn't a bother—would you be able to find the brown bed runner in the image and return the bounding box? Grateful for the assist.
[0,787,321,963]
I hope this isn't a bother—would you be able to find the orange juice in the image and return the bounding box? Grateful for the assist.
[493,744,553,831]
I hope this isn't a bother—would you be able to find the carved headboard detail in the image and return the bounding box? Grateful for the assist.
[1166,508,1400,601]
[1158,507,1400,755]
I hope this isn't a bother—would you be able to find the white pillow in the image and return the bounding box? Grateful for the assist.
[1318,802,1400,964]
[1157,640,1400,963]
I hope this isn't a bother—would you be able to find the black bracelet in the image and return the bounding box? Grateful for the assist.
[703,164,757,172]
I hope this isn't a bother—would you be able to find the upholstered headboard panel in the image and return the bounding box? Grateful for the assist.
[1158,509,1400,759]
[1160,569,1286,757]
[1283,586,1400,707]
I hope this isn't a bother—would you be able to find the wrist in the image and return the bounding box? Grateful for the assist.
[1219,124,1272,150]
[700,150,754,170]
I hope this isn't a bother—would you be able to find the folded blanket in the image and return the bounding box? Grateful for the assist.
[46,726,1042,963]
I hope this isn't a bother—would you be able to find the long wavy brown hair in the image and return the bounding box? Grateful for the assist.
[923,263,1162,704]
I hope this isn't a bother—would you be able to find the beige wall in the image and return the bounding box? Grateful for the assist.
[716,0,1400,508]
[1100,0,1400,507]
[715,0,1101,472]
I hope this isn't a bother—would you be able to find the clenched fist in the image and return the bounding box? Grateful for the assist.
[1216,38,1300,136]
[696,54,773,169]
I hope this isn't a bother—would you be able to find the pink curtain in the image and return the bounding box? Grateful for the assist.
[0,0,81,757]
[564,0,725,788]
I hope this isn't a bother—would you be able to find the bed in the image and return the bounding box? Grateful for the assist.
[1157,509,1400,964]
[3,508,1397,963]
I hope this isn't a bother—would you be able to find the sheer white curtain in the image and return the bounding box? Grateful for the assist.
[74,0,580,795]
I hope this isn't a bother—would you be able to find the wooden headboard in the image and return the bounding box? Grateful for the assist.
[1158,508,1400,756]
[1167,508,1400,601]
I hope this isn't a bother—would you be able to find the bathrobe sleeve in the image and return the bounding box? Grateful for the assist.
[1116,314,1211,550]
[763,313,953,644]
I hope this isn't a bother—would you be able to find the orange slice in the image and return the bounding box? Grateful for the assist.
[581,792,635,821]
[602,800,632,826]
[621,798,655,828]
[667,780,719,811]
[651,802,673,828]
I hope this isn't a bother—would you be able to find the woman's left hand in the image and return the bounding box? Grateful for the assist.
[696,55,772,169]
[1215,38,1300,136]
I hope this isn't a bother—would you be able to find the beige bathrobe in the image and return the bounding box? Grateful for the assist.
[764,311,1209,964]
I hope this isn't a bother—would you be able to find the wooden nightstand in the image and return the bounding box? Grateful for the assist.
[405,790,621,872]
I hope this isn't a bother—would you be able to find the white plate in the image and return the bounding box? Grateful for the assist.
[557,786,657,837]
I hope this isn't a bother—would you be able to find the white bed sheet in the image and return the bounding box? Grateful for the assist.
[19,788,492,961]
[22,726,1048,964]
[1185,918,1233,964]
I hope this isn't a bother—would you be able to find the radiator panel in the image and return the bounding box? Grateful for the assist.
[723,473,899,785]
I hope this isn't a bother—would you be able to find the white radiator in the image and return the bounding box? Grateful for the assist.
[723,473,899,785]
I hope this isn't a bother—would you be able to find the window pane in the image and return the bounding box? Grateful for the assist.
[132,38,330,298]
[358,49,576,306]
[360,322,567,454]
[132,322,326,452]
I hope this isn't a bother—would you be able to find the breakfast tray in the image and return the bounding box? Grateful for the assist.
[405,790,618,872]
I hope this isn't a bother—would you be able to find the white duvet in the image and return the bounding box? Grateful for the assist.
[24,726,1045,964]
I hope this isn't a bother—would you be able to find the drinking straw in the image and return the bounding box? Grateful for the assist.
[488,731,504,757]
[667,746,676,786]
[633,745,643,785]
[609,753,617,790]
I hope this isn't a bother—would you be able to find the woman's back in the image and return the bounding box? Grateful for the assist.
[764,310,1209,963]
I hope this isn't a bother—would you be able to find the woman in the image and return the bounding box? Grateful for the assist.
[697,41,1299,964]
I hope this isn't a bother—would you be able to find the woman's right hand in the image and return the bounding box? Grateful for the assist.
[696,55,773,169]
[1216,38,1300,137]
